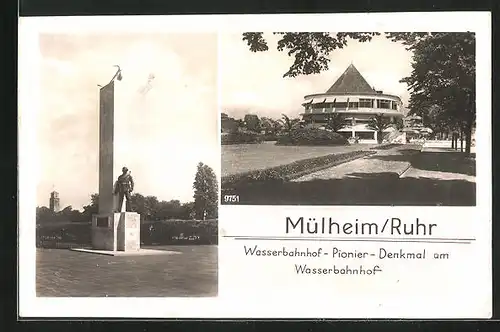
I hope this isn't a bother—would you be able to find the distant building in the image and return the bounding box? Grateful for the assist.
[300,64,404,143]
[49,191,60,212]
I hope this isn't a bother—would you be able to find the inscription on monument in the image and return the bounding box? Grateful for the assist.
[96,217,109,228]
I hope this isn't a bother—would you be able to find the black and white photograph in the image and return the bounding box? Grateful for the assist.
[221,32,477,206]
[31,32,219,297]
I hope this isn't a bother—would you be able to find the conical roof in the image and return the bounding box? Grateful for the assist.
[326,64,376,94]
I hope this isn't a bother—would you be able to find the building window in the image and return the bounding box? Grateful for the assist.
[348,102,359,109]
[344,118,354,126]
[355,118,371,124]
[355,131,375,140]
[333,102,348,109]
[391,101,398,110]
[359,99,373,108]
[339,132,352,139]
[376,99,391,109]
[312,114,326,122]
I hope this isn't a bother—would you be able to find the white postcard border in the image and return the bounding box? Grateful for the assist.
[18,12,491,318]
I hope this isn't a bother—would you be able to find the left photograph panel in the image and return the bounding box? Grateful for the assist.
[32,32,219,297]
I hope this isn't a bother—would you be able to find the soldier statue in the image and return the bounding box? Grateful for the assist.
[114,166,134,212]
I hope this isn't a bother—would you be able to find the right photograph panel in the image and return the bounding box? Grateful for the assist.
[220,32,476,206]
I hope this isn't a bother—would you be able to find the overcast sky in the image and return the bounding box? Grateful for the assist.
[220,33,413,119]
[37,33,218,210]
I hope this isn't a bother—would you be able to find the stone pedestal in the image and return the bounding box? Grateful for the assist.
[92,212,141,251]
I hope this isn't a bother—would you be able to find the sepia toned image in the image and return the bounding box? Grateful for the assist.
[34,32,219,297]
[221,32,476,206]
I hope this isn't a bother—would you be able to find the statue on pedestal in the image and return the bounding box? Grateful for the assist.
[114,166,134,212]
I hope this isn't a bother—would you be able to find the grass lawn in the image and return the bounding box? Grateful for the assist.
[36,245,218,297]
[222,141,375,176]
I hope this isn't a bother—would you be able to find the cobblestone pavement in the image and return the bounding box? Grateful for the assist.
[294,145,419,182]
[37,245,218,297]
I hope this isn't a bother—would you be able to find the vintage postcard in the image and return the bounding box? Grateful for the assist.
[19,12,491,319]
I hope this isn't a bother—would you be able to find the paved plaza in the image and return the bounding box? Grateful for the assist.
[294,144,420,181]
[37,245,218,297]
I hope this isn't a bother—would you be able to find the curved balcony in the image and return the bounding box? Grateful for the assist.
[300,108,403,117]
[300,93,404,118]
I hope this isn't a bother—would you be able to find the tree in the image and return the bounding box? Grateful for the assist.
[58,205,83,222]
[396,32,475,154]
[193,162,218,220]
[260,117,275,134]
[80,193,98,222]
[242,32,380,77]
[279,114,301,137]
[394,117,404,131]
[179,202,196,220]
[325,113,345,132]
[36,206,56,224]
[272,118,283,134]
[236,119,246,130]
[367,114,392,144]
[244,114,261,132]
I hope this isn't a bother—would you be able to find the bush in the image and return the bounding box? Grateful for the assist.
[142,219,217,245]
[370,143,402,150]
[36,222,91,248]
[221,130,262,145]
[276,128,348,146]
[221,150,375,189]
[261,134,279,141]
[36,219,218,248]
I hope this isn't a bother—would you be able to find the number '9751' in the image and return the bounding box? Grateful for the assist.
[223,195,240,203]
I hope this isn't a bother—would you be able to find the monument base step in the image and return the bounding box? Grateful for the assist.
[70,248,181,256]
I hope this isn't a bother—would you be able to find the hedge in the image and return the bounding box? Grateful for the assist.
[142,219,217,245]
[276,128,348,146]
[221,131,262,145]
[370,143,403,150]
[260,134,279,141]
[221,150,376,188]
[36,219,218,249]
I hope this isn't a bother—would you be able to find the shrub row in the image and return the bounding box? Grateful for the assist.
[370,143,403,150]
[142,219,218,245]
[36,219,218,249]
[276,128,348,146]
[221,150,375,188]
[260,134,279,141]
[221,131,262,145]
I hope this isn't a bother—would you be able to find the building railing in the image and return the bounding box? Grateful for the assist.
[303,107,403,115]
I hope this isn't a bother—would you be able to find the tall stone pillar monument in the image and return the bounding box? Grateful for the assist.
[91,67,141,252]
